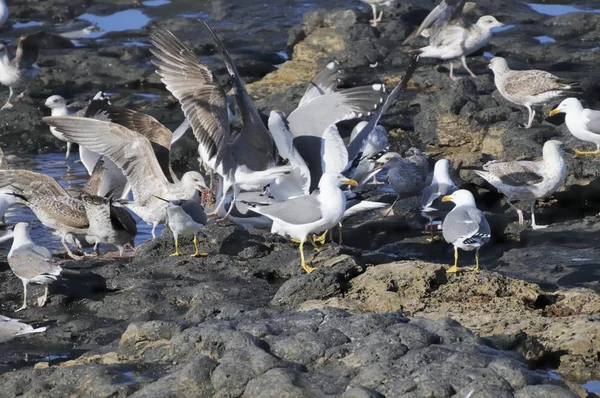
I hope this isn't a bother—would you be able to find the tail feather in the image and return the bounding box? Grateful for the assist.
[18,326,47,336]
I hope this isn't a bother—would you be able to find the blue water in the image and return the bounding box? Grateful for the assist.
[534,35,556,44]
[78,9,151,38]
[12,21,44,29]
[142,0,171,7]
[527,3,600,16]
[3,152,161,253]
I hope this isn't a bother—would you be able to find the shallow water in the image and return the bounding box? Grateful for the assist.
[527,3,600,16]
[3,152,162,252]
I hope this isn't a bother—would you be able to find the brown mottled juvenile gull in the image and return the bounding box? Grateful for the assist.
[475,140,566,229]
[42,116,208,239]
[80,193,137,257]
[488,57,580,129]
[8,222,62,311]
[0,314,47,343]
[410,14,503,80]
[0,169,89,258]
[442,190,490,273]
[550,98,600,155]
[0,32,73,109]
[403,0,477,44]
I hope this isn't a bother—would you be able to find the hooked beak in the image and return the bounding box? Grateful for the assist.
[152,195,170,203]
[549,108,562,117]
[343,179,359,187]
[441,195,452,202]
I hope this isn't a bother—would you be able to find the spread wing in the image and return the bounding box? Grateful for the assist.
[403,0,471,44]
[0,169,70,198]
[149,23,230,166]
[43,116,171,204]
[298,61,341,108]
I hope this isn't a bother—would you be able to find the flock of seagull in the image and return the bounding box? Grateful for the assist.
[0,0,598,342]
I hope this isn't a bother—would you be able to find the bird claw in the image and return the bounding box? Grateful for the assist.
[1,103,13,110]
[37,296,47,307]
[531,224,548,230]
[191,252,208,258]
[446,265,460,274]
[170,252,182,257]
[15,304,27,312]
[302,263,318,273]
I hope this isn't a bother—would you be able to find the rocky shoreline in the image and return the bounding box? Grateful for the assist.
[1,0,600,396]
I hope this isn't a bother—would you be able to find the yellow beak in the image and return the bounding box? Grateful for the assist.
[343,179,359,187]
[549,108,562,117]
[441,195,452,202]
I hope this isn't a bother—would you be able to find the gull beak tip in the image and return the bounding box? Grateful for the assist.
[549,109,561,117]
[441,195,452,202]
[344,179,359,187]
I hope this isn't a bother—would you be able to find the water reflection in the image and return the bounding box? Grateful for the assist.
[3,152,161,252]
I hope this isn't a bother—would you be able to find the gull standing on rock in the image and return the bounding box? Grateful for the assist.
[360,0,394,27]
[42,116,209,239]
[488,57,580,129]
[550,98,600,155]
[155,197,208,257]
[7,222,62,312]
[80,193,137,257]
[246,173,358,274]
[442,190,491,273]
[420,159,458,239]
[0,315,47,343]
[410,13,503,80]
[475,140,566,229]
[0,32,73,109]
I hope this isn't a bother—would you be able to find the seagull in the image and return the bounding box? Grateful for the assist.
[371,149,429,213]
[488,57,580,129]
[0,315,47,343]
[7,222,62,312]
[441,189,490,273]
[80,193,137,257]
[474,140,566,229]
[360,0,394,27]
[420,159,458,239]
[550,98,600,155]
[149,22,293,218]
[410,15,504,80]
[42,116,209,239]
[0,169,89,258]
[245,173,358,274]
[0,32,73,109]
[44,95,77,160]
[155,197,208,257]
[403,0,477,44]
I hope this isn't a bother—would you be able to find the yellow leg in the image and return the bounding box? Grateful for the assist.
[170,237,182,256]
[472,248,480,272]
[291,237,301,244]
[313,230,328,245]
[191,234,208,257]
[574,148,600,156]
[446,247,459,273]
[299,241,317,273]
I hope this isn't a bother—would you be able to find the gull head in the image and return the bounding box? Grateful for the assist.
[544,140,564,152]
[550,98,583,117]
[487,57,509,73]
[442,189,476,207]
[375,151,401,165]
[44,95,67,110]
[319,173,358,189]
[477,16,504,31]
[182,171,209,191]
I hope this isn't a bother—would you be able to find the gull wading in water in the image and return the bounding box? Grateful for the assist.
[442,190,490,273]
[7,222,62,312]
[550,98,600,155]
[410,11,504,80]
[488,57,580,129]
[475,140,566,229]
[245,173,358,274]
